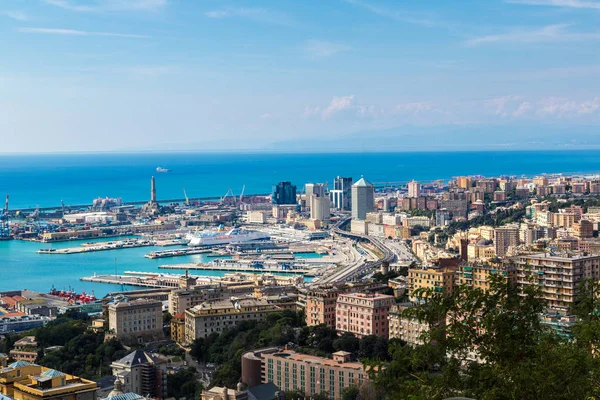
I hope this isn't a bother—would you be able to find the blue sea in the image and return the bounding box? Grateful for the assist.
[1,150,600,297]
[1,151,599,209]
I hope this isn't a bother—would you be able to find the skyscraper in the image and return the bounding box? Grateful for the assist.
[351,177,374,220]
[272,181,297,205]
[331,176,353,210]
[305,183,325,210]
[407,180,420,198]
[310,195,331,221]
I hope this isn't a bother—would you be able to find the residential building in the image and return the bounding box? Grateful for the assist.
[335,293,394,338]
[388,303,432,346]
[305,183,325,209]
[574,220,594,239]
[404,216,431,229]
[170,312,186,344]
[0,362,96,400]
[247,211,267,224]
[553,212,576,228]
[304,288,341,328]
[9,336,38,362]
[407,266,455,301]
[456,177,472,189]
[456,263,517,291]
[351,177,374,220]
[435,209,451,226]
[201,386,248,400]
[407,181,421,198]
[107,299,163,340]
[494,226,519,257]
[184,298,280,342]
[511,253,600,311]
[271,182,297,205]
[111,350,167,399]
[242,349,371,400]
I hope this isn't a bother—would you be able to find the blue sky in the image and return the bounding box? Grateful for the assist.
[0,0,599,153]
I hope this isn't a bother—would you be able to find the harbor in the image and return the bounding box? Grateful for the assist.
[144,248,215,259]
[37,238,182,254]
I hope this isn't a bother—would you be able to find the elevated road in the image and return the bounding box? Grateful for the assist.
[319,217,396,284]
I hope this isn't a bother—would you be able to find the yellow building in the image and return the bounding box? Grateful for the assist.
[388,303,432,346]
[0,362,96,400]
[184,298,280,343]
[107,298,163,341]
[407,266,455,301]
[467,243,496,261]
[456,263,517,291]
[170,312,186,344]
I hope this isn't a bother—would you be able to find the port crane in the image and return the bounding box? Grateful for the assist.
[183,188,189,206]
[0,195,10,239]
[239,185,246,203]
[220,188,236,204]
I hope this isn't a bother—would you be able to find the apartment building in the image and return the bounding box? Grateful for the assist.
[388,303,431,346]
[242,349,370,400]
[494,226,519,257]
[335,293,394,338]
[107,298,163,340]
[111,350,167,399]
[184,298,280,342]
[0,362,96,400]
[304,288,341,328]
[456,263,517,291]
[9,336,38,362]
[511,253,600,311]
[407,266,455,301]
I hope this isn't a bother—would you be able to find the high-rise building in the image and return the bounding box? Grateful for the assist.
[310,195,331,221]
[271,181,297,205]
[332,176,353,211]
[351,177,374,220]
[305,183,325,206]
[494,226,519,257]
[407,180,421,198]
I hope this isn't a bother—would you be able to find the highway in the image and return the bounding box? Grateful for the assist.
[317,217,397,284]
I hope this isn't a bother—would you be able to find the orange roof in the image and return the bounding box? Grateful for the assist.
[12,296,26,302]
[174,312,185,319]
[1,297,16,307]
[0,312,26,319]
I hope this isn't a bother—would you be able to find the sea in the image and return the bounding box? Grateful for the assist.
[0,150,599,297]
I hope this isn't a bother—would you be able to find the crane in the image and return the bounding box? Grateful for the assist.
[61,199,66,218]
[220,188,236,204]
[183,188,189,206]
[0,195,9,238]
[239,184,246,203]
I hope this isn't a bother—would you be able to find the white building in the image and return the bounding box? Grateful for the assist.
[407,180,421,198]
[310,195,331,222]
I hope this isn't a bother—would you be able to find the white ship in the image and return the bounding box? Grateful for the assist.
[186,228,269,247]
[156,167,170,173]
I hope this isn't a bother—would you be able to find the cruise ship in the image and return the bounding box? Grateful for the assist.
[186,228,269,247]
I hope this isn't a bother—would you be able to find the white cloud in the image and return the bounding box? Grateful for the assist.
[513,102,533,117]
[260,113,272,119]
[466,24,600,46]
[42,0,167,12]
[203,8,298,27]
[303,40,351,59]
[394,102,435,114]
[537,97,600,117]
[322,95,356,119]
[507,0,600,9]
[484,95,523,116]
[1,10,30,21]
[342,0,437,27]
[18,27,149,38]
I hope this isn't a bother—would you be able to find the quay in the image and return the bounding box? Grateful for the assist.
[144,248,215,259]
[80,272,182,288]
[158,262,313,276]
[37,238,182,255]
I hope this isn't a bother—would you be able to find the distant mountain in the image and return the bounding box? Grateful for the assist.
[269,124,600,152]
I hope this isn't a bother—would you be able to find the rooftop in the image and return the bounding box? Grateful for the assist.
[353,177,373,188]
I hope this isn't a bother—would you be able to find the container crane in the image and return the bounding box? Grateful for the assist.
[220,188,236,204]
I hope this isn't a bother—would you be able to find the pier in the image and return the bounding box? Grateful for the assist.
[157,262,313,275]
[37,238,182,255]
[144,248,216,259]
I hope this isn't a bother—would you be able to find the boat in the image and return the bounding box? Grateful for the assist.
[156,167,170,173]
[48,286,97,303]
[185,228,270,247]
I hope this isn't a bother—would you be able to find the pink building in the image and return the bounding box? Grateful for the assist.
[335,293,395,338]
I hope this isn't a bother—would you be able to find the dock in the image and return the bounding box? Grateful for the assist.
[158,262,313,275]
[80,273,181,288]
[144,248,216,259]
[37,238,181,255]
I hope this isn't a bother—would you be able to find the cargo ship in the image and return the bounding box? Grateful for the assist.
[186,228,269,247]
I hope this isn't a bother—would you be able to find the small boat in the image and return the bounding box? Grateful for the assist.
[156,167,170,173]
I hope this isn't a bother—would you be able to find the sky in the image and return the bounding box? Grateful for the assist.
[0,0,599,153]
